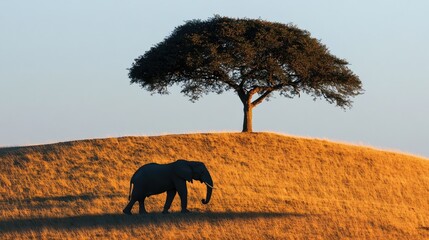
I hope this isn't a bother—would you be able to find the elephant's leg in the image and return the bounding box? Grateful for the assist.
[175,181,189,213]
[123,198,137,215]
[162,189,177,214]
[138,197,148,214]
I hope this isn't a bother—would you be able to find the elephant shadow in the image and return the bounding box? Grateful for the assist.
[0,212,308,233]
[0,194,123,204]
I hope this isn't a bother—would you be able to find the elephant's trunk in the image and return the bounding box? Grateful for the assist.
[201,171,213,204]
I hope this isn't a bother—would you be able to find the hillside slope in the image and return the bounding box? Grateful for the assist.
[1,133,428,239]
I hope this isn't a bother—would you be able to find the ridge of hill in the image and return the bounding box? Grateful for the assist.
[1,132,428,239]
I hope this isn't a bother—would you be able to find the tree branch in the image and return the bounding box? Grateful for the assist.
[223,79,240,91]
[251,89,273,107]
[250,84,284,107]
[239,78,246,89]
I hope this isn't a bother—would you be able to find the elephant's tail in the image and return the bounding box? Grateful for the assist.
[128,180,133,201]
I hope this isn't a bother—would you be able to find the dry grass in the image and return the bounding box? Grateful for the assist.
[1,132,428,239]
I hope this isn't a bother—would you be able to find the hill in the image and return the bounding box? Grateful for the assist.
[1,133,428,239]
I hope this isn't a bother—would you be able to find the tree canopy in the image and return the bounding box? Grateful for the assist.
[129,16,363,132]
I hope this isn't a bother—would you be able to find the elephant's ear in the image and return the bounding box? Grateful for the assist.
[174,161,193,182]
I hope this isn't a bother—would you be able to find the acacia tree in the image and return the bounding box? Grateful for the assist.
[129,16,363,132]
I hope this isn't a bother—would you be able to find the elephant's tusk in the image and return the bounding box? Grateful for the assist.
[204,182,215,189]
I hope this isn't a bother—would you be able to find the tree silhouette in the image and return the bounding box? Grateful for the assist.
[129,16,363,132]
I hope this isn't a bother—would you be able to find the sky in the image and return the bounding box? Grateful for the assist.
[1,1,428,158]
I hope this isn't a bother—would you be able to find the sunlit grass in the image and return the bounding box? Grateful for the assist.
[1,133,428,239]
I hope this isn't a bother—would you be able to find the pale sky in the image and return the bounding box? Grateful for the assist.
[1,1,428,158]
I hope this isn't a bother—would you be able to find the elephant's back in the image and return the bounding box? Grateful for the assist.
[139,163,167,173]
[134,163,172,182]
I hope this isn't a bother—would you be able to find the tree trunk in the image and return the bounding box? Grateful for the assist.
[242,104,253,132]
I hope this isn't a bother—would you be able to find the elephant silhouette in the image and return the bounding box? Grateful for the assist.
[123,160,214,214]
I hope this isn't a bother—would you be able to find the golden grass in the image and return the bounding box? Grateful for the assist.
[1,132,428,239]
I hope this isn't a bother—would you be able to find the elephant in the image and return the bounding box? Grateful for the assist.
[123,159,214,214]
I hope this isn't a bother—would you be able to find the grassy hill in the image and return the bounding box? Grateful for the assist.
[1,133,428,239]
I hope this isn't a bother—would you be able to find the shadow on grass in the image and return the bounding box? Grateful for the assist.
[0,211,308,232]
[0,194,123,205]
